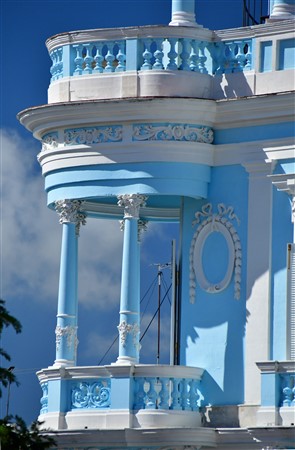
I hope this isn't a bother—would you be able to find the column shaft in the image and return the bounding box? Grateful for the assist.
[54,199,86,367]
[118,218,140,363]
[55,222,78,366]
[116,194,147,364]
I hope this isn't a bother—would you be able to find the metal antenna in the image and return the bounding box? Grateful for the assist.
[152,262,171,365]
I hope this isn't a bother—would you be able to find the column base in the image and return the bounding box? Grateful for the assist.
[169,11,200,27]
[53,359,75,367]
[115,356,138,365]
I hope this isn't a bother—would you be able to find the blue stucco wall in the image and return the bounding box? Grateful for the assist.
[179,165,248,406]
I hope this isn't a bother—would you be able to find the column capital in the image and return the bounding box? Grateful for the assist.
[117,194,147,219]
[55,199,86,236]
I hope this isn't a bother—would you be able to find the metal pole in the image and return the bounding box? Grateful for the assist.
[157,266,162,365]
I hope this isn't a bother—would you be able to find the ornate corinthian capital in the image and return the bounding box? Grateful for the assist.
[55,199,86,236]
[117,194,147,219]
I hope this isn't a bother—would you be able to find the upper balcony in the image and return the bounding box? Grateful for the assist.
[46,20,295,104]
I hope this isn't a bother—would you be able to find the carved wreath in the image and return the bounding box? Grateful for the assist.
[189,203,242,303]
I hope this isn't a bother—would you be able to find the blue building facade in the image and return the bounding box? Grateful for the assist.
[18,0,295,448]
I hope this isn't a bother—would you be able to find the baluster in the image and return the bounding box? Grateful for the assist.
[180,38,190,71]
[283,386,292,406]
[167,38,178,70]
[190,40,200,72]
[214,42,225,75]
[235,41,246,72]
[146,377,158,409]
[104,42,115,73]
[198,41,208,74]
[153,39,164,70]
[159,378,169,409]
[73,44,84,76]
[141,39,153,70]
[59,48,64,78]
[115,41,126,72]
[50,51,57,82]
[189,379,198,411]
[93,43,104,73]
[180,379,190,410]
[224,42,235,74]
[170,378,181,410]
[244,40,252,70]
[82,43,94,75]
[134,377,146,410]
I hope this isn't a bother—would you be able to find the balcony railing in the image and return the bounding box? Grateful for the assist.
[257,360,295,426]
[37,364,204,430]
[49,36,253,83]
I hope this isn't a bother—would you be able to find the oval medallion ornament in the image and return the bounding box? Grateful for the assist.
[189,203,242,303]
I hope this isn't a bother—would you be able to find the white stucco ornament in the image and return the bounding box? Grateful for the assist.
[189,203,242,303]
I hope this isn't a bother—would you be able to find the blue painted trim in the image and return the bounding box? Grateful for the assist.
[45,162,211,206]
[214,122,294,144]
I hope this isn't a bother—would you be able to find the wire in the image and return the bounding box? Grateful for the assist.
[140,283,172,343]
[97,273,159,365]
[243,0,259,25]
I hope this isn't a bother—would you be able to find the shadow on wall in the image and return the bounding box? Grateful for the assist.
[213,72,254,99]
[187,292,246,407]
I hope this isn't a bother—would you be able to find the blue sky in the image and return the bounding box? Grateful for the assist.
[1,0,269,426]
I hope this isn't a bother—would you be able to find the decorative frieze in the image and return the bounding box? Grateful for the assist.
[55,199,86,236]
[189,203,242,303]
[117,194,147,219]
[71,380,111,409]
[41,132,58,151]
[55,325,78,352]
[133,123,214,144]
[117,320,140,349]
[64,125,122,145]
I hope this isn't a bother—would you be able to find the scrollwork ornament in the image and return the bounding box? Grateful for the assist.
[55,325,77,352]
[117,320,140,349]
[189,203,242,303]
[71,380,111,409]
[64,125,122,145]
[55,199,86,236]
[133,123,214,144]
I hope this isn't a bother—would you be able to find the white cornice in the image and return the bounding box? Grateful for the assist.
[256,360,295,373]
[214,137,293,166]
[81,201,180,221]
[215,92,294,129]
[18,94,294,140]
[18,97,217,139]
[46,25,213,53]
[214,19,295,40]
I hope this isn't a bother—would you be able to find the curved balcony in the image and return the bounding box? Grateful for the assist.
[37,364,204,431]
[46,25,255,103]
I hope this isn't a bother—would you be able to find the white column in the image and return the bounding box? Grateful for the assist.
[169,0,198,26]
[116,194,147,364]
[269,0,295,19]
[54,199,86,367]
[243,161,274,404]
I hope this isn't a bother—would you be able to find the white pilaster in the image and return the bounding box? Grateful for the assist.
[242,161,274,404]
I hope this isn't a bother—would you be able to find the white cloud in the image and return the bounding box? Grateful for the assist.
[1,128,176,338]
[0,129,123,309]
